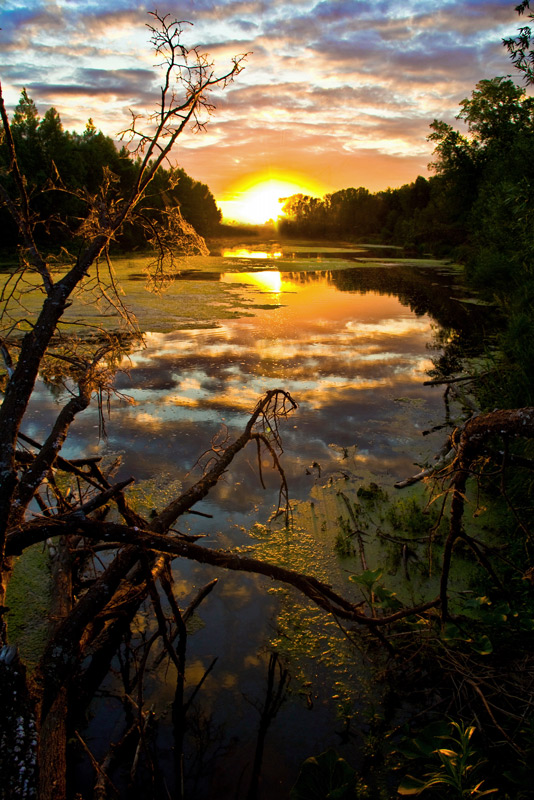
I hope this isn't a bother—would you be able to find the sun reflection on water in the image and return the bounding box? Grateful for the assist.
[222,247,283,259]
[221,270,283,293]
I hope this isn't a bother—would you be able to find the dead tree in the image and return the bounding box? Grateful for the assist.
[2,12,534,800]
[0,12,246,591]
[0,11,248,798]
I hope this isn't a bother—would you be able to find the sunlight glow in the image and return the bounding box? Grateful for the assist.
[217,171,328,225]
[222,248,282,259]
[221,270,283,293]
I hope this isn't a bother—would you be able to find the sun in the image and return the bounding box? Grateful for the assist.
[217,172,327,225]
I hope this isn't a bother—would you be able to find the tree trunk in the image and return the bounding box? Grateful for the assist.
[38,537,74,800]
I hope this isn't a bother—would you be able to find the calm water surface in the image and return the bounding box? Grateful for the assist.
[26,244,482,797]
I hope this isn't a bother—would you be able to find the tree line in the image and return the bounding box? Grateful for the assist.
[280,76,533,270]
[1,5,534,798]
[0,89,222,252]
[280,75,534,406]
[280,176,432,251]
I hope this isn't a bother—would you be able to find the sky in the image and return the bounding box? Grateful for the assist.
[0,0,527,222]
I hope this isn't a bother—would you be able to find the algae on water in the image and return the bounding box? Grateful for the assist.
[6,545,52,668]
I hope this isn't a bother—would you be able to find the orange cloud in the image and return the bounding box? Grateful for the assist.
[0,0,523,201]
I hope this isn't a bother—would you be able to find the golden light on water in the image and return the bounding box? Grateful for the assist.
[217,171,328,224]
[221,270,283,293]
[222,248,282,259]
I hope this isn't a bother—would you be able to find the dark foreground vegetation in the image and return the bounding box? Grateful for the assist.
[0,5,534,800]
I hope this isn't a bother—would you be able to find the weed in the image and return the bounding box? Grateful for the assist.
[357,482,389,505]
[335,515,357,558]
[397,720,497,798]
[386,497,436,537]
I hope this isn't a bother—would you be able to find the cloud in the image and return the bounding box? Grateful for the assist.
[0,0,526,198]
[26,67,156,98]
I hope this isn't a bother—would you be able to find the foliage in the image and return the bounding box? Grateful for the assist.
[397,721,497,798]
[285,8,534,797]
[0,13,250,798]
[503,1,534,84]
[356,482,388,504]
[290,748,358,800]
[278,177,440,251]
[0,90,222,253]
[349,569,402,613]
[1,5,534,798]
[385,497,437,538]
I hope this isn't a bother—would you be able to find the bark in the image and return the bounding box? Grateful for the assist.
[13,381,93,518]
[3,403,532,756]
[150,389,295,533]
[10,390,294,725]
[0,646,38,800]
[0,34,248,797]
[38,536,74,800]
[7,517,441,628]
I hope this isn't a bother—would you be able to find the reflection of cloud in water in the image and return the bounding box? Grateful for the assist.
[124,357,433,424]
[344,318,428,336]
[178,376,203,393]
[168,395,201,407]
[132,321,431,373]
[122,402,227,426]
[104,279,450,514]
[134,411,165,428]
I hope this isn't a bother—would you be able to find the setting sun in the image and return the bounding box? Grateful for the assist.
[217,173,328,225]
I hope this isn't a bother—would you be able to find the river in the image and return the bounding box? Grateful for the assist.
[23,240,488,797]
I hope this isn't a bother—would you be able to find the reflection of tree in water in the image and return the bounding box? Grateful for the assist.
[287,267,498,371]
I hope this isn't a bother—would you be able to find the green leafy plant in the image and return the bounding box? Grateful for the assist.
[356,482,388,505]
[397,721,497,797]
[349,568,402,612]
[440,621,493,656]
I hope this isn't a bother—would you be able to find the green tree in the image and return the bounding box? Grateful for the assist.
[11,87,40,138]
[427,74,534,402]
[458,76,534,147]
[280,193,328,236]
[0,88,223,254]
[9,88,45,186]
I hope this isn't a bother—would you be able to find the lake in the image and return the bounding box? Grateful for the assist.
[22,241,487,797]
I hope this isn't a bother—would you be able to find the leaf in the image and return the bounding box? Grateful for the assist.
[441,622,463,642]
[472,780,499,796]
[469,634,493,655]
[436,748,458,758]
[348,568,383,590]
[395,741,426,760]
[395,721,452,759]
[397,775,427,795]
[372,584,402,609]
[290,748,356,800]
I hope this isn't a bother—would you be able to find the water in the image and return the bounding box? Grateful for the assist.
[23,243,484,797]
